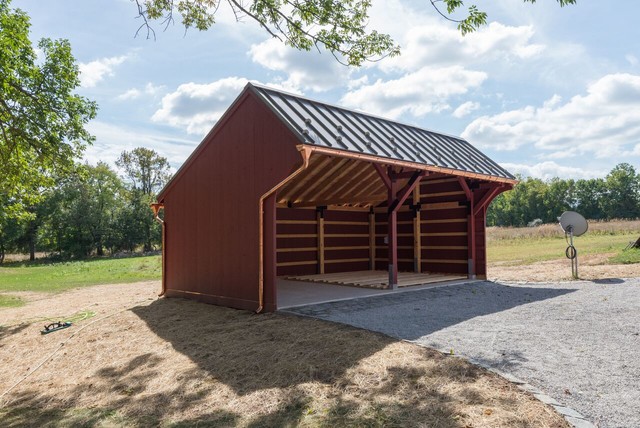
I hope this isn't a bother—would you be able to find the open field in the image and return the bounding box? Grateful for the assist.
[486,220,640,281]
[0,282,568,427]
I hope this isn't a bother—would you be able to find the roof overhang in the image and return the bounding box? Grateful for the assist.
[300,145,518,186]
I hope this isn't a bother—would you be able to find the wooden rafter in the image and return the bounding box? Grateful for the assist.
[311,160,361,201]
[318,162,376,201]
[293,158,350,202]
[284,156,334,202]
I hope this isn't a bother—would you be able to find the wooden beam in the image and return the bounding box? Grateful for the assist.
[458,176,475,279]
[369,210,375,270]
[277,260,317,267]
[312,160,362,201]
[276,247,317,253]
[457,177,472,200]
[413,186,421,273]
[290,195,386,208]
[325,258,370,264]
[317,208,325,274]
[285,156,335,203]
[389,170,425,212]
[325,233,370,238]
[421,232,467,237]
[373,162,392,189]
[422,191,466,198]
[294,158,350,202]
[277,155,329,201]
[473,186,503,216]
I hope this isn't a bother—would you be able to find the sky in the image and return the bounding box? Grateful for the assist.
[13,0,640,180]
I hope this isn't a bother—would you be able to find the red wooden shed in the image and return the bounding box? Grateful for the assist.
[154,83,516,312]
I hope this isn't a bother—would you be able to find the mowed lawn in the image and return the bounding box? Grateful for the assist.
[0,256,161,307]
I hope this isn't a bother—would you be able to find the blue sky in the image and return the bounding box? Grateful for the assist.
[14,0,640,180]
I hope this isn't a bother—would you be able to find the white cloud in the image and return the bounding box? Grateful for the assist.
[249,38,350,92]
[151,77,251,135]
[85,121,198,169]
[453,101,480,118]
[340,66,487,119]
[117,88,141,101]
[379,22,545,73]
[462,73,640,158]
[79,55,128,88]
[627,54,639,66]
[117,83,166,101]
[501,161,606,180]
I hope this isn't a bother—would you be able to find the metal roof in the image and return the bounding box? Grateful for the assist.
[249,83,515,182]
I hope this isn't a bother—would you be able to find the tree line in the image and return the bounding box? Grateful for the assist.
[0,148,171,263]
[487,163,640,227]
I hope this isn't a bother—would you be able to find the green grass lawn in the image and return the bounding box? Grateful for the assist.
[488,233,638,266]
[0,255,161,294]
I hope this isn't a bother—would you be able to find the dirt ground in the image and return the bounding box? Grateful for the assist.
[0,281,568,427]
[489,254,640,282]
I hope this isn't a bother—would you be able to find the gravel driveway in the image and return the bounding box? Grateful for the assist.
[286,278,640,427]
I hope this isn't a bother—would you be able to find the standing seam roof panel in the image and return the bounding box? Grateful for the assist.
[250,84,515,181]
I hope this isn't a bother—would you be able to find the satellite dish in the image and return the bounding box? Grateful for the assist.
[559,211,588,279]
[559,211,588,237]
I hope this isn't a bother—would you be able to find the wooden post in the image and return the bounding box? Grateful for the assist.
[413,186,421,273]
[369,209,376,270]
[468,198,476,279]
[458,177,476,279]
[388,178,399,289]
[317,208,325,274]
[374,164,425,290]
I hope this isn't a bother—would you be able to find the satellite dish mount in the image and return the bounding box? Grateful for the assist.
[559,211,588,279]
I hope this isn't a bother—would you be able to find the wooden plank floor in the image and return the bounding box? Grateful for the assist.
[285,270,467,289]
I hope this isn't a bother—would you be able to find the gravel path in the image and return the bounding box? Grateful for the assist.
[286,278,640,427]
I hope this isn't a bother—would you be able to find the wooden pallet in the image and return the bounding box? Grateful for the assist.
[285,270,467,290]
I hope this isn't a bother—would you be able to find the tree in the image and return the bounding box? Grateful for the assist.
[602,163,640,219]
[574,178,606,220]
[134,0,576,66]
[431,0,577,35]
[116,147,171,196]
[116,147,171,252]
[0,0,97,207]
[37,163,126,258]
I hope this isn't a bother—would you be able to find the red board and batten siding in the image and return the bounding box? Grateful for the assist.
[160,92,302,312]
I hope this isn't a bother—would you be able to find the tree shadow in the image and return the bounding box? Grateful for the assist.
[0,323,29,345]
[286,281,577,341]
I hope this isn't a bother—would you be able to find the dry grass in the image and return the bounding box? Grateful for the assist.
[487,219,640,241]
[0,282,568,428]
[486,219,640,281]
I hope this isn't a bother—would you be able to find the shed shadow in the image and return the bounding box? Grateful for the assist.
[131,298,393,395]
[286,281,577,341]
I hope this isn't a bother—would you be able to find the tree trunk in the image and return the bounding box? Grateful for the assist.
[29,240,35,261]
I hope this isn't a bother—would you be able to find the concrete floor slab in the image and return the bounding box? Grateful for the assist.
[277,277,475,309]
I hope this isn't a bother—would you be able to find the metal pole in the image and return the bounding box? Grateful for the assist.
[570,230,578,279]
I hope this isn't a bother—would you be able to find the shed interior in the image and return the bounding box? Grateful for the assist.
[272,153,495,304]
